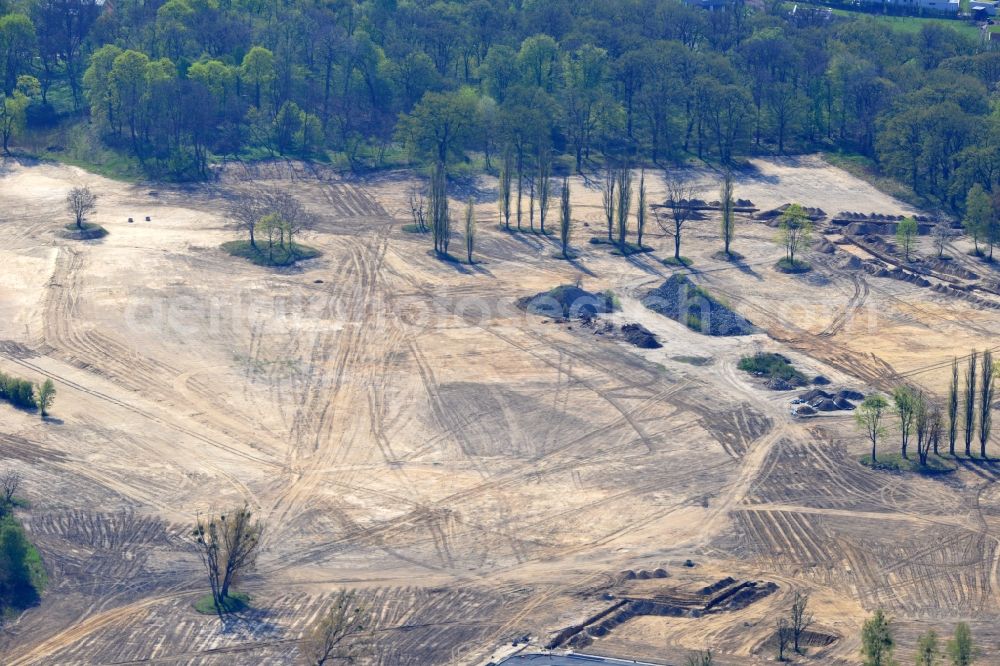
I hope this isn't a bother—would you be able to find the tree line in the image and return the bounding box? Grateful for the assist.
[861,609,976,666]
[855,349,997,466]
[0,0,994,210]
[0,370,55,417]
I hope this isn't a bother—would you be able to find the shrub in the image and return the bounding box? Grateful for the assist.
[0,373,37,410]
[738,352,807,384]
[0,514,46,616]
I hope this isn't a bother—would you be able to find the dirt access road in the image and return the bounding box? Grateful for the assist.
[0,155,997,664]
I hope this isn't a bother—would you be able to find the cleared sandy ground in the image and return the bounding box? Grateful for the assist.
[0,155,997,665]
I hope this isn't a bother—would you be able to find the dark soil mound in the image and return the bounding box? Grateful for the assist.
[837,389,865,401]
[812,398,840,412]
[799,388,833,402]
[62,222,108,240]
[519,285,615,319]
[812,375,831,385]
[768,377,795,391]
[620,323,661,348]
[794,404,817,416]
[642,274,754,336]
[834,397,856,410]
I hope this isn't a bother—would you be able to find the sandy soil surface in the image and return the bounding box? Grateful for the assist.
[0,155,997,665]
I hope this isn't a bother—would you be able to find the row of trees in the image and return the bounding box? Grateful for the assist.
[3,0,1000,207]
[228,186,316,265]
[408,164,745,267]
[0,371,55,417]
[855,349,997,464]
[861,610,975,666]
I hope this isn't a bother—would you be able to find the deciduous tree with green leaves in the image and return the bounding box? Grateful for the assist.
[947,622,974,666]
[777,203,811,269]
[857,394,889,465]
[896,216,918,261]
[965,185,991,257]
[860,609,894,666]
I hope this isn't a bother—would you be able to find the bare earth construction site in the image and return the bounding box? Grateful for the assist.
[0,155,998,665]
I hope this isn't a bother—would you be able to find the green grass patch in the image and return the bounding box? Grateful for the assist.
[672,355,714,366]
[551,249,580,260]
[62,221,108,240]
[589,237,653,255]
[401,223,429,233]
[193,591,251,615]
[662,256,693,267]
[738,352,807,385]
[775,257,812,273]
[222,240,321,267]
[711,250,744,262]
[860,452,958,474]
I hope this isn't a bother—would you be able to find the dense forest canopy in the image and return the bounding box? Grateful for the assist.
[0,0,999,210]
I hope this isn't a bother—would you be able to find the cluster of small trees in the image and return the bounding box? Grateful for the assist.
[412,164,479,263]
[229,187,315,265]
[0,75,39,154]
[861,610,975,666]
[856,349,996,465]
[0,372,54,417]
[598,166,650,254]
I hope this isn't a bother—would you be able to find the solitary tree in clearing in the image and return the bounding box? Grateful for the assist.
[778,203,812,269]
[192,504,264,617]
[860,609,894,666]
[37,379,55,418]
[66,186,97,230]
[856,394,889,464]
[660,173,698,262]
[896,216,918,261]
